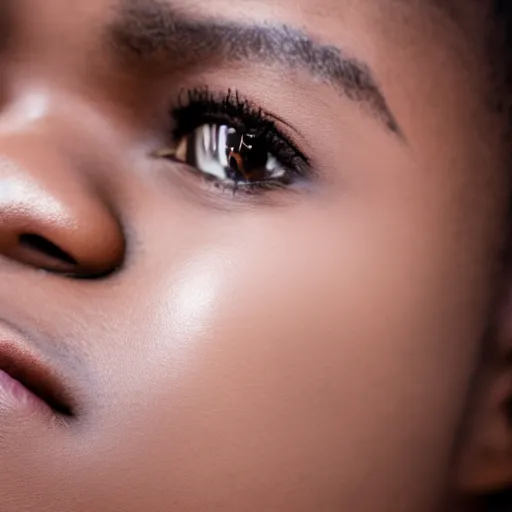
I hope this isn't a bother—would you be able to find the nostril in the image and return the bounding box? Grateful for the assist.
[19,234,78,266]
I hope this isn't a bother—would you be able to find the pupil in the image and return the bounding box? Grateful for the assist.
[229,155,240,171]
[225,129,267,182]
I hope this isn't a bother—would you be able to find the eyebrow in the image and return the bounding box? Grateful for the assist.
[107,0,402,136]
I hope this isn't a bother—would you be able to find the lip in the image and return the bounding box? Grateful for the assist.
[0,338,73,417]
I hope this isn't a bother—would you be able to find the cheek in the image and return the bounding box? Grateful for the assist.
[81,184,495,508]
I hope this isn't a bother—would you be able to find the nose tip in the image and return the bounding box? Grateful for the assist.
[0,154,125,278]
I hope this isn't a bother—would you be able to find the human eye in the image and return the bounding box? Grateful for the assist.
[155,88,311,196]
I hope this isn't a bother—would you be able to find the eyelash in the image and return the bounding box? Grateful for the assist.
[166,87,310,195]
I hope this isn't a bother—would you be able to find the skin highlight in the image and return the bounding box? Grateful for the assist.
[0,1,510,511]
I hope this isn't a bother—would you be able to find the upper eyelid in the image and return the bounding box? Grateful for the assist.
[172,87,306,139]
[169,87,311,165]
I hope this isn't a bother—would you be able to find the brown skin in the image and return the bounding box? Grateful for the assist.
[0,0,511,510]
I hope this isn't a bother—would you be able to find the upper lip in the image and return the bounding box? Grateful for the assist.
[0,338,73,417]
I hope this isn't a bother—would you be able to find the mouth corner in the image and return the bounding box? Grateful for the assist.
[0,340,75,419]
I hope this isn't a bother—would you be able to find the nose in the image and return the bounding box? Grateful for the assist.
[0,133,125,277]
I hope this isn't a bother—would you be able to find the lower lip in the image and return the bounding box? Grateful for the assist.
[0,369,52,417]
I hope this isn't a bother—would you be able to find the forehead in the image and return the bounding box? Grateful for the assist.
[6,0,486,34]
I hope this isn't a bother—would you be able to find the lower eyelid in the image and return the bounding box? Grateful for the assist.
[165,154,290,196]
[155,156,307,212]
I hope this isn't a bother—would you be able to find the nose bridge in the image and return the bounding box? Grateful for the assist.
[0,92,126,277]
[7,0,108,61]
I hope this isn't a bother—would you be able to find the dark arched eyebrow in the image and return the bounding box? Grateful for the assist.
[107,0,403,137]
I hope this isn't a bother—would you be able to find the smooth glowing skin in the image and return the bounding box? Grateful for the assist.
[0,1,510,511]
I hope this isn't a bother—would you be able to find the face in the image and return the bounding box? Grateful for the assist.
[0,1,510,511]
